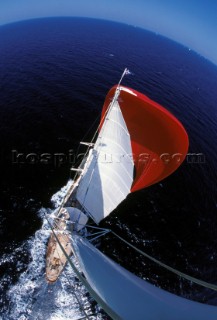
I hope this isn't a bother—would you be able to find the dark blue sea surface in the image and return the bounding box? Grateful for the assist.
[0,17,217,319]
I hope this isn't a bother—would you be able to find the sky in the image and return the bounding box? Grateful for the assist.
[0,0,217,65]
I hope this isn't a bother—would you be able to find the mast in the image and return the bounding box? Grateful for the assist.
[118,68,131,87]
[109,68,131,111]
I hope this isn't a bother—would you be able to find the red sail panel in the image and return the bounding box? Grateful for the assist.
[101,86,189,192]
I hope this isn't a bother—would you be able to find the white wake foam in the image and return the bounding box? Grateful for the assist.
[6,181,103,320]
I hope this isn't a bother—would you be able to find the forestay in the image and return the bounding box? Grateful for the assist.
[76,97,134,224]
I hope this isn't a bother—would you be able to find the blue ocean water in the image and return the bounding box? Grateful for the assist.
[0,17,217,318]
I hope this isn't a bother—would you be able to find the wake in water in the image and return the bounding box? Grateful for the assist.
[5,181,104,320]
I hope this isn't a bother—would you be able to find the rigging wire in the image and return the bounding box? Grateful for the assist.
[61,263,92,320]
[62,269,97,320]
[56,69,128,217]
[74,113,101,165]
[110,230,217,292]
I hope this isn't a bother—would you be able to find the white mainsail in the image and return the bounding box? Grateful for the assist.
[76,90,134,224]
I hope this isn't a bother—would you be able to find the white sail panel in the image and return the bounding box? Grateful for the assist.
[76,100,134,223]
